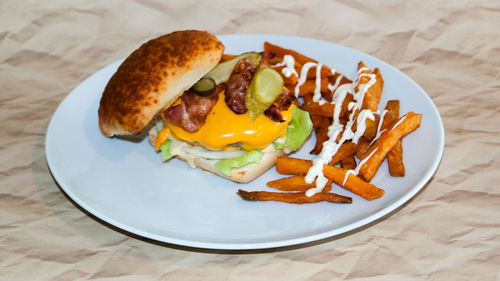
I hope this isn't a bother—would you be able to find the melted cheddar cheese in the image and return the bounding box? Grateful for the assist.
[164,91,293,151]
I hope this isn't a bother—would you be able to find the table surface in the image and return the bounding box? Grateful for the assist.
[1,1,499,280]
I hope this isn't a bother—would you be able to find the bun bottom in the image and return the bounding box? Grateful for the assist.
[175,149,285,183]
[148,128,288,183]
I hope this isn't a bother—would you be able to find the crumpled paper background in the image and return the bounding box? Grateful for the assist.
[1,0,499,280]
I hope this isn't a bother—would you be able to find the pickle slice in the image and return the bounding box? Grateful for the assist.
[204,52,262,84]
[246,67,284,121]
[191,77,216,96]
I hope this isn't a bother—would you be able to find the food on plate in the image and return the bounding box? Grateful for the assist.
[97,30,313,183]
[274,156,384,200]
[266,175,332,192]
[381,100,405,177]
[357,112,421,182]
[237,189,352,204]
[236,42,422,204]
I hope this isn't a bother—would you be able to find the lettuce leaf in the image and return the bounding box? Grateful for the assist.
[275,106,313,150]
[160,139,174,161]
[215,150,263,176]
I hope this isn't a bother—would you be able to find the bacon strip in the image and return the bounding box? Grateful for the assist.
[225,57,257,114]
[275,88,295,110]
[263,88,296,122]
[162,89,220,133]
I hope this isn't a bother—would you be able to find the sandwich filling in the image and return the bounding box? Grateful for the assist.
[152,52,313,177]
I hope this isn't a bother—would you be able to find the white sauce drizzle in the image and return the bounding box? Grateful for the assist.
[343,147,378,186]
[352,109,376,144]
[312,63,325,105]
[295,62,318,97]
[370,109,388,146]
[305,65,379,196]
[328,74,343,93]
[272,55,382,197]
[273,55,298,78]
[391,113,408,132]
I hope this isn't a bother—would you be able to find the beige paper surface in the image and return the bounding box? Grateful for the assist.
[1,1,499,280]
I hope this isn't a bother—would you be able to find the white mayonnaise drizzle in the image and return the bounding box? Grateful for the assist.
[305,65,379,196]
[328,74,343,93]
[273,55,298,78]
[313,63,325,105]
[370,109,388,146]
[391,113,408,132]
[295,62,318,97]
[352,109,376,144]
[352,70,376,112]
[272,55,381,197]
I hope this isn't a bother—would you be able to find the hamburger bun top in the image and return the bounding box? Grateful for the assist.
[98,30,224,136]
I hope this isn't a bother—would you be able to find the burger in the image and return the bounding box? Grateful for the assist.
[98,30,312,183]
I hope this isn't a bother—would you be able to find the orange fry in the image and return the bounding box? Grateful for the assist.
[276,156,311,175]
[276,157,384,200]
[387,140,405,177]
[329,142,357,165]
[237,190,352,204]
[309,114,330,155]
[301,102,335,117]
[358,112,422,182]
[340,154,357,170]
[363,117,379,140]
[267,175,332,192]
[355,137,371,159]
[264,42,333,78]
[355,62,384,112]
[382,100,400,129]
[382,100,405,177]
[301,93,353,119]
[264,41,318,65]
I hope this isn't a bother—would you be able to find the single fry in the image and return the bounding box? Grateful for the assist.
[340,154,357,170]
[382,100,400,129]
[264,41,318,65]
[267,175,332,192]
[363,117,378,140]
[301,102,335,118]
[237,189,352,204]
[387,140,405,177]
[309,114,330,155]
[355,137,371,159]
[276,157,385,200]
[329,142,356,165]
[355,62,384,112]
[358,112,422,182]
[382,100,405,177]
[276,156,311,175]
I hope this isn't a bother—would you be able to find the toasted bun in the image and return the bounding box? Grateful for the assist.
[98,30,224,136]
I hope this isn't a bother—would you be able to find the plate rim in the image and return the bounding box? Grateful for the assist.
[45,33,445,250]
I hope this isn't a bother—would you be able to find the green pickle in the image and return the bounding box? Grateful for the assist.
[246,67,284,121]
[204,52,262,84]
[191,77,216,96]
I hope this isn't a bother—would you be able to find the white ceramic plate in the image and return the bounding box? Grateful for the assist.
[46,34,444,250]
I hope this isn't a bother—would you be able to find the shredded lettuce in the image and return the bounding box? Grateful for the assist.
[215,150,263,176]
[160,139,174,161]
[274,106,313,150]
